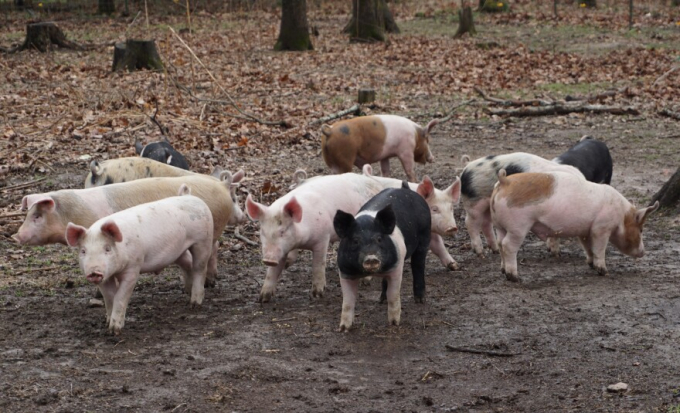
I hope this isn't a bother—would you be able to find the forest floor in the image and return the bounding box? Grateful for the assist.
[1,2,680,412]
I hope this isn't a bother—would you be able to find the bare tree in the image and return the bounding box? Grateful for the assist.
[275,0,313,51]
[344,0,400,42]
[98,0,116,14]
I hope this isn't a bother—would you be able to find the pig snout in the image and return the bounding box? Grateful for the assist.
[11,232,23,244]
[426,152,435,163]
[445,226,458,235]
[362,255,381,273]
[86,271,104,284]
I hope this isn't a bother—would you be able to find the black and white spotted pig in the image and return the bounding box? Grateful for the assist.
[553,136,613,185]
[135,139,190,170]
[333,181,431,332]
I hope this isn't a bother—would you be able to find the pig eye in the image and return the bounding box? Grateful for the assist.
[375,236,383,243]
[105,245,111,253]
[431,206,439,213]
[80,248,86,254]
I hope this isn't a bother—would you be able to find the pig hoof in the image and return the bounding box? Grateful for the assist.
[446,262,459,271]
[414,296,425,304]
[389,319,400,326]
[204,278,216,289]
[311,289,325,299]
[379,294,387,304]
[595,267,608,276]
[588,261,594,268]
[259,292,273,303]
[338,324,351,333]
[505,273,520,282]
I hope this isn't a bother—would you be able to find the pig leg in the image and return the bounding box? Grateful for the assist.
[385,267,404,326]
[205,241,219,288]
[109,270,140,335]
[500,232,525,282]
[188,243,210,306]
[495,226,507,272]
[481,210,499,253]
[285,249,298,269]
[310,239,330,298]
[589,235,609,276]
[379,159,391,178]
[99,277,118,325]
[546,237,561,257]
[429,233,458,271]
[260,260,286,303]
[577,236,594,268]
[338,276,360,332]
[465,209,486,256]
[398,155,417,182]
[175,251,194,294]
[410,247,428,303]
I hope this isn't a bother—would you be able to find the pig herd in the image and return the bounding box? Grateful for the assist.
[11,116,659,334]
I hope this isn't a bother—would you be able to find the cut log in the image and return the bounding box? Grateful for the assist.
[5,22,83,53]
[659,108,680,121]
[454,7,477,39]
[358,88,376,104]
[112,40,164,72]
[651,167,680,209]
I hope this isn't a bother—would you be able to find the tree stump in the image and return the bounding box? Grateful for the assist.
[6,22,83,53]
[454,7,477,38]
[112,40,164,72]
[358,88,376,104]
[651,167,680,209]
[274,0,313,51]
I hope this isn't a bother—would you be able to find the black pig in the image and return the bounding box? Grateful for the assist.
[553,136,613,184]
[135,139,190,170]
[333,181,431,332]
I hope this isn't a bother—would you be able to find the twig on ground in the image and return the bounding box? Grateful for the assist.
[474,87,552,107]
[309,104,361,126]
[485,104,639,118]
[0,212,26,219]
[1,177,47,192]
[445,344,519,357]
[653,65,680,86]
[564,87,627,103]
[659,108,680,121]
[438,99,475,123]
[168,28,288,127]
[234,226,258,246]
[12,266,60,276]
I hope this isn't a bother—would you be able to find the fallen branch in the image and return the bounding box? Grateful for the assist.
[0,212,26,219]
[474,87,552,107]
[12,265,61,276]
[653,65,680,87]
[438,99,475,123]
[234,226,258,246]
[485,104,639,118]
[309,104,361,126]
[1,177,47,192]
[564,88,625,103]
[445,344,519,357]
[168,28,288,127]
[659,108,680,121]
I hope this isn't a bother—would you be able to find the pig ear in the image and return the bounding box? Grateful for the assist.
[333,210,355,239]
[321,124,332,136]
[210,165,224,179]
[375,205,396,235]
[100,221,123,243]
[447,177,462,204]
[283,197,303,223]
[22,195,55,212]
[134,139,144,155]
[425,119,439,134]
[416,176,435,200]
[90,160,102,176]
[246,194,266,221]
[231,169,245,184]
[636,201,659,226]
[66,223,87,247]
[178,184,191,196]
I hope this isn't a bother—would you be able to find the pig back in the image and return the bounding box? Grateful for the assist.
[85,157,195,188]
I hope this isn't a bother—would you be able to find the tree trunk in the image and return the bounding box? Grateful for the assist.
[8,22,83,53]
[379,0,400,33]
[346,0,385,42]
[651,167,680,209]
[454,6,477,38]
[274,0,313,51]
[112,40,164,72]
[98,0,116,14]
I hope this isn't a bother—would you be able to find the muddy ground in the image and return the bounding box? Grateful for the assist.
[2,6,680,413]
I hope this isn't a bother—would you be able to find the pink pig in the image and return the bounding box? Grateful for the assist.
[66,185,214,334]
[246,173,384,302]
[362,164,462,270]
[490,170,659,282]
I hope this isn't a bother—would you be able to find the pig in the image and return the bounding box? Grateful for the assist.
[66,185,214,334]
[362,164,461,270]
[460,152,584,256]
[84,157,239,189]
[553,136,613,185]
[135,139,189,170]
[245,173,385,302]
[333,181,431,331]
[490,169,659,282]
[320,115,438,182]
[13,174,244,286]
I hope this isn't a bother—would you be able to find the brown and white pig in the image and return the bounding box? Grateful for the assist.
[66,185,214,334]
[490,170,659,282]
[460,152,584,256]
[85,157,241,189]
[320,115,438,182]
[13,174,245,286]
[245,173,385,302]
[362,164,461,270]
